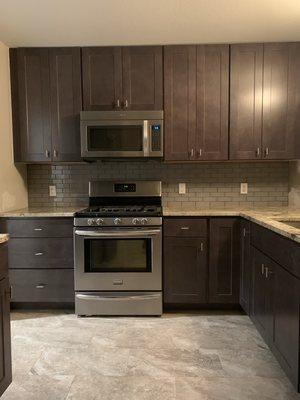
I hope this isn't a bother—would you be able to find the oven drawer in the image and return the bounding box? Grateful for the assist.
[75,291,162,316]
[4,218,73,238]
[10,269,74,303]
[8,238,74,269]
[164,218,207,237]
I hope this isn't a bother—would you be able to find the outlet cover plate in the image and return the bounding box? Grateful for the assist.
[240,182,248,195]
[179,183,186,194]
[49,185,57,197]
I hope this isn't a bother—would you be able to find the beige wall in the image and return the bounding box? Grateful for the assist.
[0,41,27,212]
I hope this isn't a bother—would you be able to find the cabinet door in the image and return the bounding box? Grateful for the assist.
[262,43,300,160]
[49,48,82,162]
[122,46,163,110]
[209,218,240,303]
[239,219,251,314]
[230,44,263,160]
[195,45,229,160]
[82,47,122,110]
[11,48,52,162]
[0,278,12,397]
[164,237,207,304]
[272,263,300,389]
[251,248,273,343]
[164,46,196,161]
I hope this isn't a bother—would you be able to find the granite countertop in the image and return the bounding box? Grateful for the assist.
[0,207,82,218]
[163,207,300,244]
[0,234,9,244]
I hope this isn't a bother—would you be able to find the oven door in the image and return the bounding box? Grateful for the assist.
[74,227,162,291]
[81,120,150,158]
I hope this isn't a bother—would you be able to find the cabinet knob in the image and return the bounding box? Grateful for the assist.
[261,263,265,275]
[34,252,43,256]
[256,148,260,157]
[45,150,50,158]
[53,149,58,158]
[197,149,202,158]
[264,148,269,157]
[189,149,195,158]
[265,267,273,279]
[36,284,46,289]
[34,228,43,231]
[123,99,129,109]
[115,99,121,108]
[200,242,204,252]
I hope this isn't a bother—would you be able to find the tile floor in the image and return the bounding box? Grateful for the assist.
[2,310,300,400]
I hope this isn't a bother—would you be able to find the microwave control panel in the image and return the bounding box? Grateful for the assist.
[151,124,162,152]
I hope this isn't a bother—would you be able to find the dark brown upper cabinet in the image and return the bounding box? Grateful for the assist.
[209,218,240,303]
[164,45,229,161]
[49,48,82,162]
[82,46,163,111]
[230,42,300,160]
[10,47,82,163]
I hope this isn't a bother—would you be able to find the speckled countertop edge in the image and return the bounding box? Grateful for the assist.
[1,206,300,244]
[0,207,82,218]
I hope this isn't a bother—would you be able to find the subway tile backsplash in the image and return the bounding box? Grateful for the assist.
[27,161,289,210]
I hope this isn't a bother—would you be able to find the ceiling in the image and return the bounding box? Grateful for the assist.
[0,0,300,47]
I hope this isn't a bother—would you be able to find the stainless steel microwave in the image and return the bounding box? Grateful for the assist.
[80,111,163,159]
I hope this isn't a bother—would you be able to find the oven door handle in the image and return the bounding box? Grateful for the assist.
[75,229,161,237]
[76,293,161,301]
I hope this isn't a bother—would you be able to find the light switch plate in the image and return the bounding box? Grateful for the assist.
[240,182,248,195]
[179,183,186,194]
[49,185,57,197]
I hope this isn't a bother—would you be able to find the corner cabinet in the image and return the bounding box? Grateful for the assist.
[10,47,82,163]
[82,46,163,111]
[230,42,300,160]
[164,45,229,161]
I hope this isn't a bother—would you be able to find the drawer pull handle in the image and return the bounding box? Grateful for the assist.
[35,252,43,256]
[261,264,265,275]
[34,228,43,231]
[36,284,46,289]
[180,227,190,230]
[200,242,204,252]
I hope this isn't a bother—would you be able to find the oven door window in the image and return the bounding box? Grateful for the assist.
[87,125,143,152]
[84,238,152,273]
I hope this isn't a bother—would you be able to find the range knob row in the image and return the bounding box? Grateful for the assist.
[87,217,149,226]
[132,218,148,225]
[87,218,104,226]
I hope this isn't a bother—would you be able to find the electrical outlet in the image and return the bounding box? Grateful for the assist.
[240,182,248,195]
[49,185,57,197]
[179,183,186,194]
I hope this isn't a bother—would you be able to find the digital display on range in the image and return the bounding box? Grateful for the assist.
[114,183,136,193]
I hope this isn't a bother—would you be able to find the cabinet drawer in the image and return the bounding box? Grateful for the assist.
[3,218,73,238]
[164,218,207,237]
[251,223,300,279]
[10,269,74,303]
[8,238,73,269]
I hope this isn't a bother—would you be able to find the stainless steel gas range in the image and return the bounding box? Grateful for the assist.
[74,181,162,316]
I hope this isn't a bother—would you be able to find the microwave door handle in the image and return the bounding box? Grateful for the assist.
[75,229,161,237]
[143,120,150,156]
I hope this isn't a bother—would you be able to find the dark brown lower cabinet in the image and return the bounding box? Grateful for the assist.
[0,217,74,308]
[164,237,207,304]
[0,278,12,396]
[272,263,300,389]
[0,243,12,396]
[251,247,274,343]
[209,218,240,303]
[239,219,251,313]
[251,241,300,391]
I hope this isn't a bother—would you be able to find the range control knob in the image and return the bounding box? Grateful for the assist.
[132,218,140,225]
[87,218,95,226]
[141,218,148,225]
[114,218,122,225]
[96,218,104,226]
